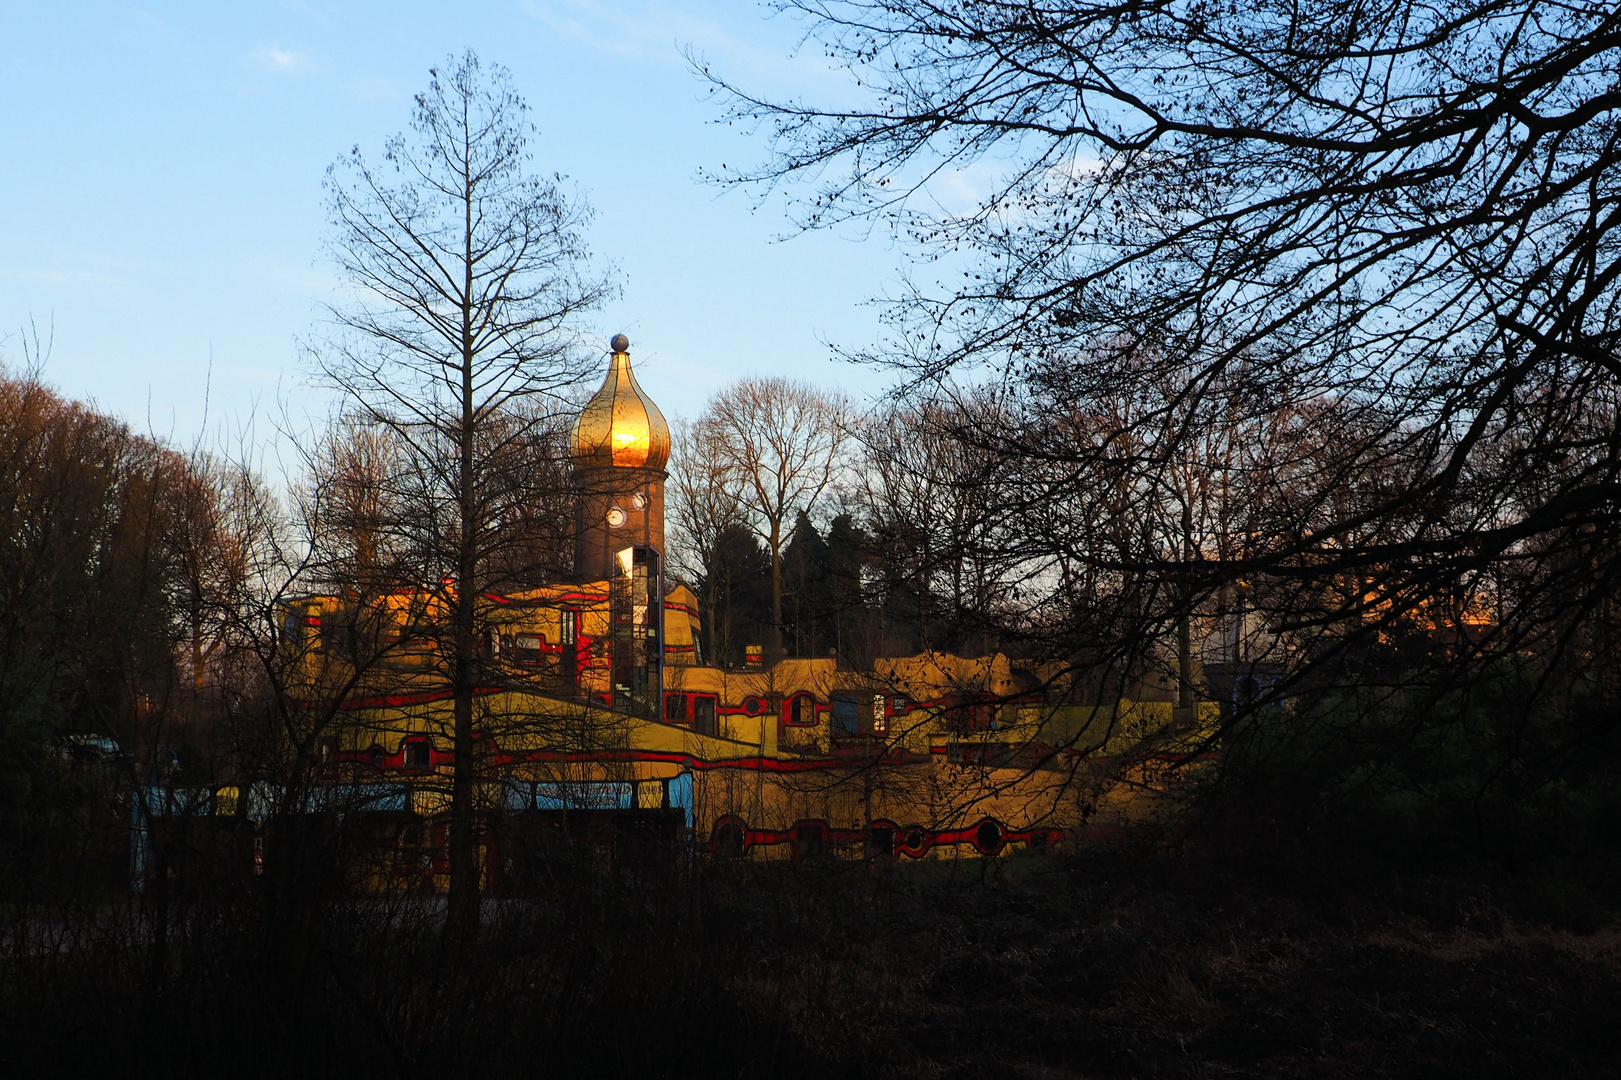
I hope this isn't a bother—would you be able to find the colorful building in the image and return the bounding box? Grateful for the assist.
[274,336,1217,883]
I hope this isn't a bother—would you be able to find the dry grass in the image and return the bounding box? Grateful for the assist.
[3,849,1619,1078]
[699,852,1621,1078]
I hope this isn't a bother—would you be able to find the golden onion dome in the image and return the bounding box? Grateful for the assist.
[571,334,670,471]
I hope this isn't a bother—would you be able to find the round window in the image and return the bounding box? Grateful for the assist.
[605,506,627,528]
[743,696,763,716]
[631,491,647,510]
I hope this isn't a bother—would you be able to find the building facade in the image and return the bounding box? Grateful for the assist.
[268,336,1217,884]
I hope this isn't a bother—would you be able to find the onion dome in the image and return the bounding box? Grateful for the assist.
[571,334,670,471]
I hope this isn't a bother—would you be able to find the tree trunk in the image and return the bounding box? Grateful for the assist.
[1178,502,1195,712]
[768,519,784,662]
[703,550,720,668]
[447,675,477,936]
[446,202,480,939]
[446,502,481,936]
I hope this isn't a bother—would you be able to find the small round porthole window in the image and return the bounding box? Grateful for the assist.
[631,491,647,510]
[743,696,763,716]
[605,506,627,528]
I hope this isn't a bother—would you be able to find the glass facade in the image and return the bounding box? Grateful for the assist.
[610,545,663,718]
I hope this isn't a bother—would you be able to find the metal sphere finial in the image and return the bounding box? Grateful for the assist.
[611,333,630,353]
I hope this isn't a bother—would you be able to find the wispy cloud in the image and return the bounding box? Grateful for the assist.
[520,0,854,98]
[250,43,306,73]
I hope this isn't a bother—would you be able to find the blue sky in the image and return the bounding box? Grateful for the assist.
[0,1,913,447]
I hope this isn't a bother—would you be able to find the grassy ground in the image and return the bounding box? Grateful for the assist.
[4,849,1619,1078]
[705,851,1621,1078]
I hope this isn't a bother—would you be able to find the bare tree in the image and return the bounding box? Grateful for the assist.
[666,416,749,663]
[701,0,1621,823]
[303,417,408,590]
[317,51,613,935]
[700,378,850,660]
[857,388,1031,655]
[702,0,1621,639]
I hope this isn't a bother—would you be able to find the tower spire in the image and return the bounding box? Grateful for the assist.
[571,334,669,580]
[571,334,670,472]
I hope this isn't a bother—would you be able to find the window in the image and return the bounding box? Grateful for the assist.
[512,633,543,665]
[872,694,888,735]
[713,817,745,858]
[665,692,689,722]
[693,694,718,737]
[890,695,911,716]
[311,608,349,658]
[793,821,826,860]
[560,610,580,687]
[398,823,432,876]
[947,695,996,734]
[831,693,862,737]
[403,739,431,770]
[787,693,817,726]
[742,696,764,716]
[974,819,1006,855]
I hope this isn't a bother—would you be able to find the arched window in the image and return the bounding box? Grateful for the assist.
[713,817,746,858]
[787,693,817,726]
[403,738,432,771]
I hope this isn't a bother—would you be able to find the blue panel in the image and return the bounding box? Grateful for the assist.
[248,782,275,822]
[832,693,862,736]
[668,771,693,827]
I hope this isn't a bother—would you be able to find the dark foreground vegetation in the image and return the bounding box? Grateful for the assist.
[5,834,1620,1080]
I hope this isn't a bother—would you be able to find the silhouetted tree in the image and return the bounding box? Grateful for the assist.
[782,511,831,658]
[700,378,850,661]
[318,51,612,935]
[707,0,1621,829]
[698,525,773,668]
[667,414,749,663]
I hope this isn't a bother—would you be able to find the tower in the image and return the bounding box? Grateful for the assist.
[571,333,669,579]
[571,334,669,715]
